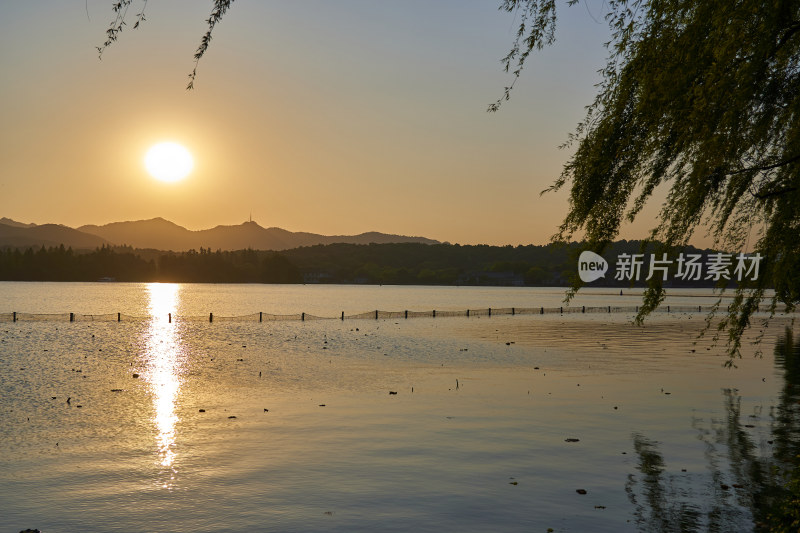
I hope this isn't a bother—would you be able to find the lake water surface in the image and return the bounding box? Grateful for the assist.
[1,283,797,532]
[0,282,752,318]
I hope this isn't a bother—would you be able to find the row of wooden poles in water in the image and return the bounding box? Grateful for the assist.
[2,304,740,323]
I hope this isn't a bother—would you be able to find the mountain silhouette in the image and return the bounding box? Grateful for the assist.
[0,217,437,251]
[0,217,37,229]
[0,222,108,249]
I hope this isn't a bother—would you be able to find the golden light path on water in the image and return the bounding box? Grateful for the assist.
[144,283,183,488]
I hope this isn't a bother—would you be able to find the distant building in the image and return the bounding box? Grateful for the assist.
[303,271,333,284]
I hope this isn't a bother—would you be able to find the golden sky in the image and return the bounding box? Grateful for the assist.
[0,1,678,246]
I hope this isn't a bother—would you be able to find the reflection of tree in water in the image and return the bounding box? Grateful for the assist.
[768,328,800,532]
[625,327,800,532]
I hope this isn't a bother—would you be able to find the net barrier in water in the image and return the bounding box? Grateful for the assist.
[0,304,793,323]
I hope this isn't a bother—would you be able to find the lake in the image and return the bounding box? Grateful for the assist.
[1,282,797,532]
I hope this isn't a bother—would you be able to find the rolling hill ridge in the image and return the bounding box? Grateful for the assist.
[0,217,438,251]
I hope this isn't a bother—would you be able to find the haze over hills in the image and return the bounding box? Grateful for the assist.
[0,217,438,251]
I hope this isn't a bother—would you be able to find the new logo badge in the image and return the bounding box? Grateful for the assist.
[578,251,608,283]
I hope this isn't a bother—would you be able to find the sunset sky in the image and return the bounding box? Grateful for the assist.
[0,1,678,246]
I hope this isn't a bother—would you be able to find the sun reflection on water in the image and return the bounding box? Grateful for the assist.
[144,283,184,488]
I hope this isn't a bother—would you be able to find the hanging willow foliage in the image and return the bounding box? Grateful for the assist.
[97,0,234,89]
[494,0,800,359]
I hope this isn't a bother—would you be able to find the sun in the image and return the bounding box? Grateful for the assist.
[144,142,194,183]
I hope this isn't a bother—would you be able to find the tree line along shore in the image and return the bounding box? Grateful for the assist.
[0,240,746,287]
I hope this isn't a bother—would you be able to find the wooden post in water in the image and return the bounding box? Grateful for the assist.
[375,310,378,320]
[608,306,611,313]
[512,307,515,316]
[69,312,74,322]
[698,305,701,312]
[560,306,563,314]
[488,307,492,317]
[341,311,345,321]
[209,313,213,323]
[12,312,16,322]
[433,310,436,318]
[117,312,121,322]
[540,307,544,314]
[259,312,263,323]
[405,310,408,319]
[168,312,172,323]
[301,312,305,321]
[667,305,670,313]
[466,309,470,317]
[582,306,585,313]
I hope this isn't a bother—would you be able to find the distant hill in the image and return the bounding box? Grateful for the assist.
[77,218,438,251]
[78,218,199,251]
[0,217,438,251]
[0,222,108,250]
[0,217,37,228]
